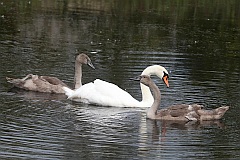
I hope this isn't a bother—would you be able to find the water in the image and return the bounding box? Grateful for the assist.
[0,0,240,159]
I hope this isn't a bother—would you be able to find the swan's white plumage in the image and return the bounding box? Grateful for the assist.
[64,79,140,107]
[63,65,169,107]
[63,86,74,97]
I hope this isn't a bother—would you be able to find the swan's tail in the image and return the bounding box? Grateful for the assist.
[62,87,74,98]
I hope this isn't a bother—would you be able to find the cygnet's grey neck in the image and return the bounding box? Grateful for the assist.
[74,62,82,89]
[146,80,161,119]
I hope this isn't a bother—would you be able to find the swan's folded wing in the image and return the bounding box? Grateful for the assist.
[93,79,133,98]
[72,79,139,107]
[63,79,140,107]
[93,79,139,107]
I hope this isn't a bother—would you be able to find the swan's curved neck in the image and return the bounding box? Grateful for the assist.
[74,62,82,89]
[140,65,166,105]
[140,66,159,104]
[146,80,161,119]
[140,83,153,104]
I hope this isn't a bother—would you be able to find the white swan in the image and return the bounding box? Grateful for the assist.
[63,65,169,107]
[6,53,95,93]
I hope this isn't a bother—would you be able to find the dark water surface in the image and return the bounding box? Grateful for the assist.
[0,0,240,159]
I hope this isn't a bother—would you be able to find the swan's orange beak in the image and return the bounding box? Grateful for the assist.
[162,75,169,88]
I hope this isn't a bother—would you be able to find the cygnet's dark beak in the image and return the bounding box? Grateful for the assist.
[87,60,95,69]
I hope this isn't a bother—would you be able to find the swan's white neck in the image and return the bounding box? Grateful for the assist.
[140,83,154,104]
[74,62,82,89]
[140,65,164,105]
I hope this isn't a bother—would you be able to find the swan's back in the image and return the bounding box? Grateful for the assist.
[67,79,143,107]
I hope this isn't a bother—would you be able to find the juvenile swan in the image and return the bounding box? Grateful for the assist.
[6,53,95,93]
[138,75,229,121]
[63,65,169,107]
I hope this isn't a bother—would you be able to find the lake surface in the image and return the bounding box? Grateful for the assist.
[0,0,240,159]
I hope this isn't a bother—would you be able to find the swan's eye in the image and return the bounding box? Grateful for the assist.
[163,71,169,79]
